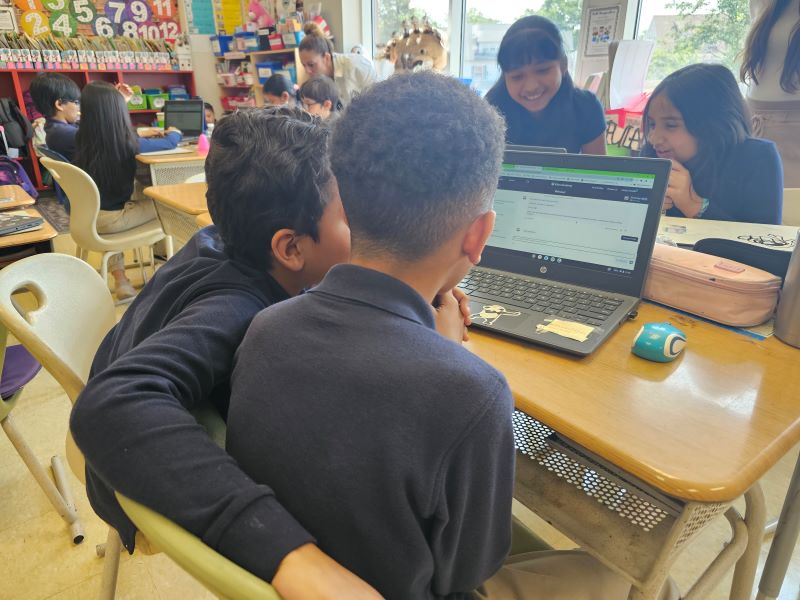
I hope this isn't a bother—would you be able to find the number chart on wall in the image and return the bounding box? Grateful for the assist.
[13,0,181,39]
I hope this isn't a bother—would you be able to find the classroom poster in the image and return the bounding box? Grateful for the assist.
[185,0,214,33]
[585,6,619,56]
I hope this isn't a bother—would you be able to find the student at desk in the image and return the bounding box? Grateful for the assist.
[75,81,182,299]
[485,16,607,155]
[643,64,783,224]
[227,72,646,600]
[29,73,81,161]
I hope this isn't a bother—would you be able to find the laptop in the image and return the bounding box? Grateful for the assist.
[459,151,670,356]
[0,212,43,236]
[164,100,205,143]
[506,144,567,154]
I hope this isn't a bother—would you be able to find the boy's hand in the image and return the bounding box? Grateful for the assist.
[451,287,472,341]
[115,83,134,103]
[272,543,383,599]
[139,128,165,138]
[666,160,703,218]
[433,288,467,344]
[166,126,182,135]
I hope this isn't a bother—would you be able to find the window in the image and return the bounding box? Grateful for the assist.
[637,0,751,90]
[463,0,584,96]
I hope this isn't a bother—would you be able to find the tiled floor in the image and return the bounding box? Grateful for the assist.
[1,235,799,599]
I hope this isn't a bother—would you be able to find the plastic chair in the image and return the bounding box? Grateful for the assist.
[0,335,84,545]
[34,145,71,211]
[183,172,205,183]
[783,188,800,227]
[39,157,174,295]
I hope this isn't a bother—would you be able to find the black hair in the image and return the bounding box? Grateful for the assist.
[497,15,568,73]
[203,101,215,114]
[29,73,81,118]
[74,81,138,205]
[643,64,751,192]
[205,107,333,269]
[262,74,296,101]
[330,72,505,261]
[741,0,800,93]
[299,75,341,111]
[299,21,334,57]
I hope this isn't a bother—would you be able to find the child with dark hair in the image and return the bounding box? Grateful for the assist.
[29,73,81,160]
[75,81,183,299]
[643,63,783,223]
[485,15,606,154]
[227,72,639,599]
[299,75,341,119]
[262,73,298,106]
[204,101,216,125]
[71,107,374,598]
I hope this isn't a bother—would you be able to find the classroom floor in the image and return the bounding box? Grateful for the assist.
[2,234,800,600]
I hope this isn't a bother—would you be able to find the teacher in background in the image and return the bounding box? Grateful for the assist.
[299,22,377,107]
[741,0,800,186]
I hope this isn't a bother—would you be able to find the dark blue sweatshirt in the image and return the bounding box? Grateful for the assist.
[227,264,515,599]
[70,227,314,581]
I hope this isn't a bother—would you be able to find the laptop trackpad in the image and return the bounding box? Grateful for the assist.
[468,300,534,332]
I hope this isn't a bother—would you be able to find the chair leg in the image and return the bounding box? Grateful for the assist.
[165,235,174,260]
[1,413,84,544]
[100,252,111,286]
[98,527,122,600]
[135,248,147,286]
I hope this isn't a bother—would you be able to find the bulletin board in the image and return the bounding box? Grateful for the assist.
[8,0,182,39]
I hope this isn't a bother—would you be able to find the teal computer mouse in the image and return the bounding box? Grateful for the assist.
[632,322,687,362]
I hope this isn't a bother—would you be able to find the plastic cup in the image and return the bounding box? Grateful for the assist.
[156,112,165,128]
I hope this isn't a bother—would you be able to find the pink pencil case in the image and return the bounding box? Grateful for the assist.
[643,243,782,327]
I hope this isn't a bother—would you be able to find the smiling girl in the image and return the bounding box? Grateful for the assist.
[485,16,606,154]
[643,64,783,224]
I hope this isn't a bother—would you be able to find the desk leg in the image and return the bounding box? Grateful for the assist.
[756,458,800,600]
[730,484,766,600]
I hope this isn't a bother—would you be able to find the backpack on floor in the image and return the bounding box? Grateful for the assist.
[0,157,38,198]
[0,98,33,150]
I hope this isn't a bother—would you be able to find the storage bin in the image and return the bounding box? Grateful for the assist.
[210,35,233,56]
[126,86,146,110]
[234,32,259,52]
[145,93,170,109]
[221,95,256,110]
[256,61,283,82]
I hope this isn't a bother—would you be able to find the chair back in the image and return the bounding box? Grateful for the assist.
[784,188,800,227]
[40,157,109,252]
[36,147,71,210]
[0,254,116,403]
[116,493,281,600]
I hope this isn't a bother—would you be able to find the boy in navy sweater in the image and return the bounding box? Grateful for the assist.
[29,73,81,161]
[226,73,634,598]
[70,107,379,598]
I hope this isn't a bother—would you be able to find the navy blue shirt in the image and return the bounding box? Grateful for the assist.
[485,75,606,153]
[227,264,515,599]
[653,138,783,224]
[71,227,315,581]
[44,118,78,161]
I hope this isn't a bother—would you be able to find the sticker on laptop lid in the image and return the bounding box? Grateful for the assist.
[536,319,594,342]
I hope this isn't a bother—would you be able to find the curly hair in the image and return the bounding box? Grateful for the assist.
[205,107,333,269]
[330,72,505,261]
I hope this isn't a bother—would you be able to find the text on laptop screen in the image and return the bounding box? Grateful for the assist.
[488,163,656,277]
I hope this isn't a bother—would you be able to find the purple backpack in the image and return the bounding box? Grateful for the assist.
[0,157,37,199]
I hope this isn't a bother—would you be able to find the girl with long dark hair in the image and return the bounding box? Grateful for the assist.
[485,15,606,154]
[75,81,182,299]
[741,0,800,186]
[643,63,783,224]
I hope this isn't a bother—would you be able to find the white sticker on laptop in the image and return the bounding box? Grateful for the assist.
[470,304,522,326]
[536,319,594,342]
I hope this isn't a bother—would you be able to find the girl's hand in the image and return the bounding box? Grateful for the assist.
[433,289,467,344]
[666,161,704,218]
[115,83,134,103]
[139,128,165,138]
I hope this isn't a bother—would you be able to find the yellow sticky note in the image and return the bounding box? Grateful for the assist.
[536,319,594,342]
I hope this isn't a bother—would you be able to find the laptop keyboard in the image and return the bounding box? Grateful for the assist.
[458,270,623,327]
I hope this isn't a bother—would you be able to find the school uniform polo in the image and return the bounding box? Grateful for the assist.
[332,52,377,106]
[485,75,606,153]
[227,264,515,599]
[71,227,315,582]
[44,118,78,161]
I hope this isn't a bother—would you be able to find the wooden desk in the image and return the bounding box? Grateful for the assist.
[143,183,207,248]
[0,185,36,211]
[135,148,205,186]
[195,212,212,228]
[660,216,798,249]
[0,208,57,251]
[467,302,799,598]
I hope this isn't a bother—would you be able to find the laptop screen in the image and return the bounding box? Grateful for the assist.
[164,100,204,136]
[481,152,669,297]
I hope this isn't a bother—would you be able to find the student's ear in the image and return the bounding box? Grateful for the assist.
[53,99,66,113]
[270,228,306,272]
[322,99,332,111]
[281,91,290,104]
[462,210,496,266]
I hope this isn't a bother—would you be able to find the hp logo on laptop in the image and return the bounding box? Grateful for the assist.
[540,266,548,274]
